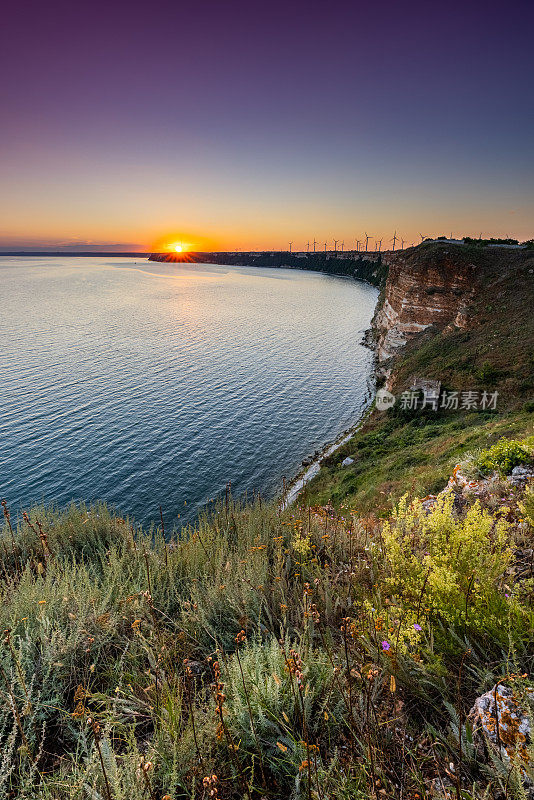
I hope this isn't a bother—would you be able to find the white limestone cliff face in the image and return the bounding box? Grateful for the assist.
[374,245,479,380]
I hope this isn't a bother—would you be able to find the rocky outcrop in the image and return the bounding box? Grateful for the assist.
[469,683,534,796]
[374,244,479,366]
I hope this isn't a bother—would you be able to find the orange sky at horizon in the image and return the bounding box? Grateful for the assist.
[2,209,533,253]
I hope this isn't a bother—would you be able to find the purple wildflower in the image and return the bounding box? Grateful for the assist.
[414,623,422,631]
[381,640,390,651]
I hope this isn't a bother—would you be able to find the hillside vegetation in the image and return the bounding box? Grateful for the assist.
[305,244,534,516]
[1,457,534,800]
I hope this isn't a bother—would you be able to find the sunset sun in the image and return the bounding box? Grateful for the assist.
[173,243,183,252]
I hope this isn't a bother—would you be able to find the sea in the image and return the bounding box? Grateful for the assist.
[0,257,378,528]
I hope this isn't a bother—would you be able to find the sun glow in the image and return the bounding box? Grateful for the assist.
[173,243,183,252]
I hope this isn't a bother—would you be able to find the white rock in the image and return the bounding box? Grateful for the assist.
[469,683,534,794]
[507,466,534,486]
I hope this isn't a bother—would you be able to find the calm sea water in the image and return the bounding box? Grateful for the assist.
[0,257,377,527]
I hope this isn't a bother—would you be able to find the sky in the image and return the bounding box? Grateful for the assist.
[1,0,533,252]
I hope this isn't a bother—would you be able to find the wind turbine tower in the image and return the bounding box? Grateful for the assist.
[289,241,293,253]
[391,231,398,251]
[313,238,317,253]
[333,238,338,252]
[365,232,370,252]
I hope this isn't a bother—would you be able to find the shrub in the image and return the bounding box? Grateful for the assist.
[380,492,513,639]
[475,437,532,475]
[223,635,340,785]
[519,486,534,529]
[476,360,500,385]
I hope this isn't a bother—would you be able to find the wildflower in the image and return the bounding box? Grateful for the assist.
[235,629,247,645]
[381,640,390,651]
[413,623,422,631]
[276,741,288,752]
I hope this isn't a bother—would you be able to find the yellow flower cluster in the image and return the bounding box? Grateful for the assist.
[380,492,513,645]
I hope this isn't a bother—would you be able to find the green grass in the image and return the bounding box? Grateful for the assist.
[1,481,534,799]
[304,409,533,515]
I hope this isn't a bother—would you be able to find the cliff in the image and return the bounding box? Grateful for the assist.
[148,250,388,287]
[374,242,534,387]
[306,240,534,514]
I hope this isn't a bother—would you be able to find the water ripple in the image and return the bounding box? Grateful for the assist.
[0,257,377,527]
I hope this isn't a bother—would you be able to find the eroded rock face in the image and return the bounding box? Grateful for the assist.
[375,246,479,365]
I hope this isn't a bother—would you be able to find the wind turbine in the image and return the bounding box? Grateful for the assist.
[313,238,317,253]
[356,239,361,252]
[419,233,426,243]
[333,238,338,252]
[378,238,383,252]
[324,241,328,252]
[365,232,371,252]
[391,231,398,251]
[400,238,405,250]
[306,240,310,252]
[289,241,293,253]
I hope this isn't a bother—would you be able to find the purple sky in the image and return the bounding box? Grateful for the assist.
[1,0,533,250]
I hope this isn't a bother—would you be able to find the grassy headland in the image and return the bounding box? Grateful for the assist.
[1,243,534,799]
[305,243,534,516]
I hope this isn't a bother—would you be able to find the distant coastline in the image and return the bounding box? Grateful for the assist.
[149,250,388,288]
[0,251,149,257]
